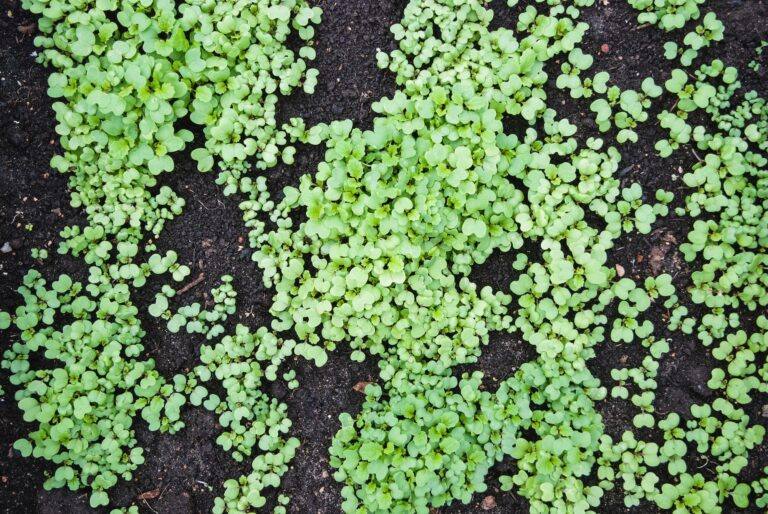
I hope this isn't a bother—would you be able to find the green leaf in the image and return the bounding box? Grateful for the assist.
[440,436,460,454]
[267,5,291,21]
[13,438,33,457]
[0,311,10,329]
[90,491,109,508]
[359,442,382,461]
[73,396,92,419]
[633,413,655,429]
[72,27,96,57]
[454,146,473,170]
[462,218,487,238]
[191,148,214,172]
[732,483,751,508]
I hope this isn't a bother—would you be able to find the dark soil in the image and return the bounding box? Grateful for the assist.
[1,0,767,513]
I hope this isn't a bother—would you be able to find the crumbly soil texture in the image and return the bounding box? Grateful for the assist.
[1,0,767,513]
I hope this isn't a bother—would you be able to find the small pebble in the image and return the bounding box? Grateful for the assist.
[1,242,11,253]
[481,495,497,510]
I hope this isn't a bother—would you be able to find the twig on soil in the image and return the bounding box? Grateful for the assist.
[176,272,205,295]
[196,480,213,492]
[618,165,634,177]
[634,23,651,30]
[17,23,36,34]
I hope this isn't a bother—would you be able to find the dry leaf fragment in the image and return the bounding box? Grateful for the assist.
[137,488,161,501]
[649,246,667,274]
[353,381,373,394]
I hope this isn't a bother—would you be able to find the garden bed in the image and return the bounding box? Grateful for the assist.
[1,0,767,513]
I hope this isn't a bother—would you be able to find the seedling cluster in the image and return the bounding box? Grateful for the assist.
[1,0,767,513]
